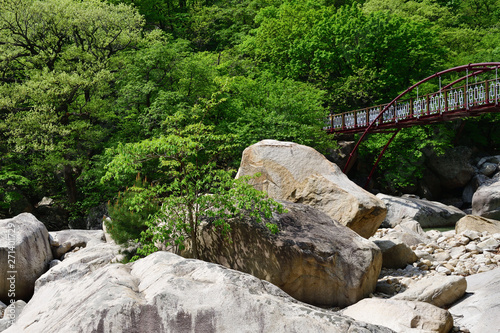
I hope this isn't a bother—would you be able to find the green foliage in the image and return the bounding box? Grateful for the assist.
[244,2,444,111]
[360,126,453,190]
[0,0,144,205]
[214,73,332,156]
[102,109,284,259]
[0,165,31,211]
[106,174,159,244]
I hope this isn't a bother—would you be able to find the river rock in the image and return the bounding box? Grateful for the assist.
[480,162,498,177]
[376,194,465,228]
[343,298,453,333]
[449,267,500,332]
[426,146,474,189]
[393,275,467,307]
[373,239,417,269]
[472,176,500,220]
[236,140,386,238]
[185,202,382,307]
[0,213,53,304]
[381,219,432,247]
[4,249,394,333]
[455,215,500,235]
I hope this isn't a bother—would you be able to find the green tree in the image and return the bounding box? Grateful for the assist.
[102,111,283,259]
[360,125,453,191]
[106,174,159,244]
[0,0,144,206]
[244,2,444,111]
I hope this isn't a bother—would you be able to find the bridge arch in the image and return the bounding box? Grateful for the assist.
[331,62,500,187]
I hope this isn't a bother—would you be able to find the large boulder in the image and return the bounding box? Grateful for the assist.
[343,298,453,333]
[426,146,474,189]
[0,213,53,304]
[185,202,382,307]
[455,215,500,235]
[449,267,500,332]
[5,248,394,333]
[376,194,466,228]
[472,175,500,220]
[236,140,386,238]
[373,239,417,269]
[393,275,467,308]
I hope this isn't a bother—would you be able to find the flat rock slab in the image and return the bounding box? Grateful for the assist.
[5,249,394,333]
[393,275,467,308]
[49,229,105,258]
[449,267,500,332]
[343,298,453,333]
[236,140,386,238]
[376,194,465,228]
[455,215,500,235]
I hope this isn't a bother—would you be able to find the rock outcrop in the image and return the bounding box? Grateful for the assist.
[5,249,394,333]
[376,194,465,228]
[236,140,386,238]
[185,201,382,307]
[0,213,53,303]
[455,215,500,235]
[343,298,453,333]
[449,267,500,333]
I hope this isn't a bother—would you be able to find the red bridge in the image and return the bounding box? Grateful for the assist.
[326,63,500,186]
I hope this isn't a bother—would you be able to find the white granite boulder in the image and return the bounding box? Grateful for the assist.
[0,213,53,303]
[393,275,467,308]
[472,175,500,220]
[236,140,386,238]
[343,298,453,333]
[4,249,393,333]
[49,229,105,259]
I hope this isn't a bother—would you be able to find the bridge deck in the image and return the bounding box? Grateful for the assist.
[326,78,500,135]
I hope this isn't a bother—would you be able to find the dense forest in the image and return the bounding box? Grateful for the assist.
[1,0,500,231]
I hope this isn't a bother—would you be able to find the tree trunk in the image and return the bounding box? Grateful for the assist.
[188,204,198,259]
[63,165,78,204]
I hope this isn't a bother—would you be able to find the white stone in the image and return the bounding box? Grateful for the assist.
[393,275,467,307]
[377,194,465,229]
[477,238,499,251]
[343,299,453,333]
[0,213,53,303]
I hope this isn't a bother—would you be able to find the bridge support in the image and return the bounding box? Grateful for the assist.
[364,129,400,189]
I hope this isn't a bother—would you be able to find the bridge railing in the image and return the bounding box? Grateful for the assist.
[326,78,500,132]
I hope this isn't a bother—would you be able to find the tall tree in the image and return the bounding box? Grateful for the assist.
[244,2,445,111]
[0,0,144,204]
